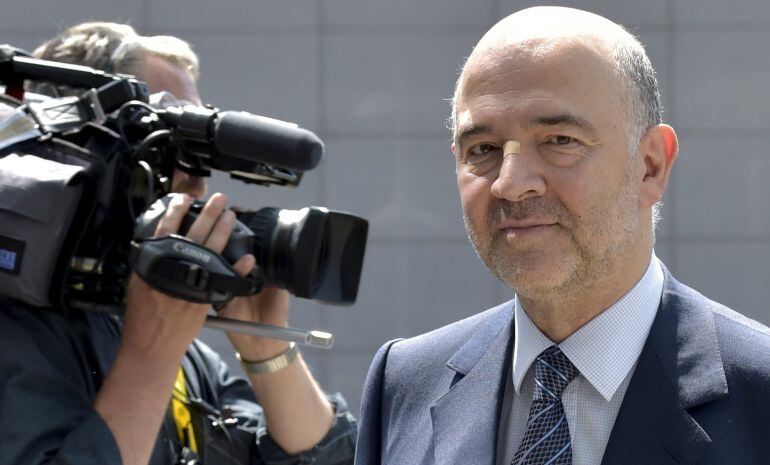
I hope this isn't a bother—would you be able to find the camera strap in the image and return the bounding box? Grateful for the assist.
[131,235,256,306]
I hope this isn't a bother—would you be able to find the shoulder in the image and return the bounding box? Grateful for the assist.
[668,278,770,379]
[356,300,513,462]
[383,299,514,375]
[669,278,770,345]
[710,301,770,381]
[365,299,513,410]
[0,299,78,352]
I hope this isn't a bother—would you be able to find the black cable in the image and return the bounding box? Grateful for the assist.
[131,160,154,218]
[113,100,157,143]
[133,129,171,163]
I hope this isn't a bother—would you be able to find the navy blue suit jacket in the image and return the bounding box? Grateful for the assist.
[355,272,770,464]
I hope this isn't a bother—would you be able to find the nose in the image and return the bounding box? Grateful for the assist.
[490,149,546,202]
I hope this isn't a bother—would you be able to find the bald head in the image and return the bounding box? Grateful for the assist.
[475,7,629,51]
[452,7,661,153]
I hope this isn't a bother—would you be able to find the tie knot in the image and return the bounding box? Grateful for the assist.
[533,345,578,402]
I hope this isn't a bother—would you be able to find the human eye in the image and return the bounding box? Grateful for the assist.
[459,142,501,174]
[465,142,500,160]
[541,134,585,166]
[545,135,579,146]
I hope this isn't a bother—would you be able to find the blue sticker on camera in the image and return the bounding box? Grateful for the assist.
[0,235,24,276]
[0,250,16,270]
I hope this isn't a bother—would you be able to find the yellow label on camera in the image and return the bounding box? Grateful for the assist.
[171,367,198,453]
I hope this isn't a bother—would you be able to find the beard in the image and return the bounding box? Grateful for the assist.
[463,161,641,298]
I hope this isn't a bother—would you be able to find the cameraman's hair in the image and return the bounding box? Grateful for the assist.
[110,35,199,79]
[32,22,137,72]
[28,21,199,95]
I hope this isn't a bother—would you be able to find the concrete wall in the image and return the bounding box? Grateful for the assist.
[4,0,769,415]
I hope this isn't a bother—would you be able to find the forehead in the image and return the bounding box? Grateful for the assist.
[455,37,625,134]
[138,54,201,104]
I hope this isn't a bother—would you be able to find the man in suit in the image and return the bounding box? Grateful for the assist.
[355,6,770,465]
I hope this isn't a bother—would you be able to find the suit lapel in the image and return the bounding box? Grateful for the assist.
[601,273,728,464]
[430,301,514,465]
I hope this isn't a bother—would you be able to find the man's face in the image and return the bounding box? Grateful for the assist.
[137,54,207,199]
[454,37,644,299]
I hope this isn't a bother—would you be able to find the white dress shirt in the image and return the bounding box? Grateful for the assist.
[497,255,665,465]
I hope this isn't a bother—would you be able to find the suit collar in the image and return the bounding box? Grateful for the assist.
[431,300,514,465]
[511,255,665,400]
[445,301,514,376]
[652,270,728,408]
[559,256,665,401]
[601,270,728,464]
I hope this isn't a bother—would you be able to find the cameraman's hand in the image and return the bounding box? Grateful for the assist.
[218,256,334,455]
[121,193,245,356]
[95,192,250,465]
[219,280,291,362]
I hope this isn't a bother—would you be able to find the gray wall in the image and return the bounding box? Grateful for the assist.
[4,0,770,415]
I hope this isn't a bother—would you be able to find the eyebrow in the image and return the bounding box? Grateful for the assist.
[527,114,598,135]
[455,113,599,147]
[456,124,493,147]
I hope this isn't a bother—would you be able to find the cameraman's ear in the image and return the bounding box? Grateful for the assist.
[638,124,678,209]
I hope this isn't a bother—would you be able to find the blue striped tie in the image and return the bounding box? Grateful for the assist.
[511,345,579,465]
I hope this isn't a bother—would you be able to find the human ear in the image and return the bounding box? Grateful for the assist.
[638,124,678,209]
[452,142,461,174]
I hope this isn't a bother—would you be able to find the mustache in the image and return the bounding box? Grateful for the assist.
[488,198,568,224]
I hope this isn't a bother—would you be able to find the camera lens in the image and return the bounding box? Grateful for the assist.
[247,207,323,297]
[229,205,366,304]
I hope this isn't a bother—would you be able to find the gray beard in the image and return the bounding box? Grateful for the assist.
[462,196,569,284]
[461,164,641,298]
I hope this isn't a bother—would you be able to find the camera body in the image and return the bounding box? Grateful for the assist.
[0,45,368,313]
[133,197,367,305]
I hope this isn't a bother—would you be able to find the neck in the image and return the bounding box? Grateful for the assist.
[519,243,653,343]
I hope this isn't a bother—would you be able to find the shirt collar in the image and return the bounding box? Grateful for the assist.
[512,254,664,401]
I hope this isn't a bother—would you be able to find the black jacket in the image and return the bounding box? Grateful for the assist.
[0,300,356,465]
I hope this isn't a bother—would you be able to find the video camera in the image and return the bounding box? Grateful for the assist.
[0,45,368,347]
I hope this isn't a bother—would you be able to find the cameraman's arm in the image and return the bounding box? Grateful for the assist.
[248,345,335,451]
[94,193,243,465]
[220,290,338,455]
[94,276,209,465]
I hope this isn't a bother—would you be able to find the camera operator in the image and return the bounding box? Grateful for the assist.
[0,22,355,465]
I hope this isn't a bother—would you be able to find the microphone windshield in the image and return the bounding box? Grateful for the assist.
[213,111,323,172]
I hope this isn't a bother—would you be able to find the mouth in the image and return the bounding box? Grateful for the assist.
[496,220,558,239]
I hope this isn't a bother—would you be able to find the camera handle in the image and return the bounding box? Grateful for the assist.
[132,235,257,305]
[131,235,334,349]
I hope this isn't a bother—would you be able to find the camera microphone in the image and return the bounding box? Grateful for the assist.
[159,106,323,173]
[214,111,323,172]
